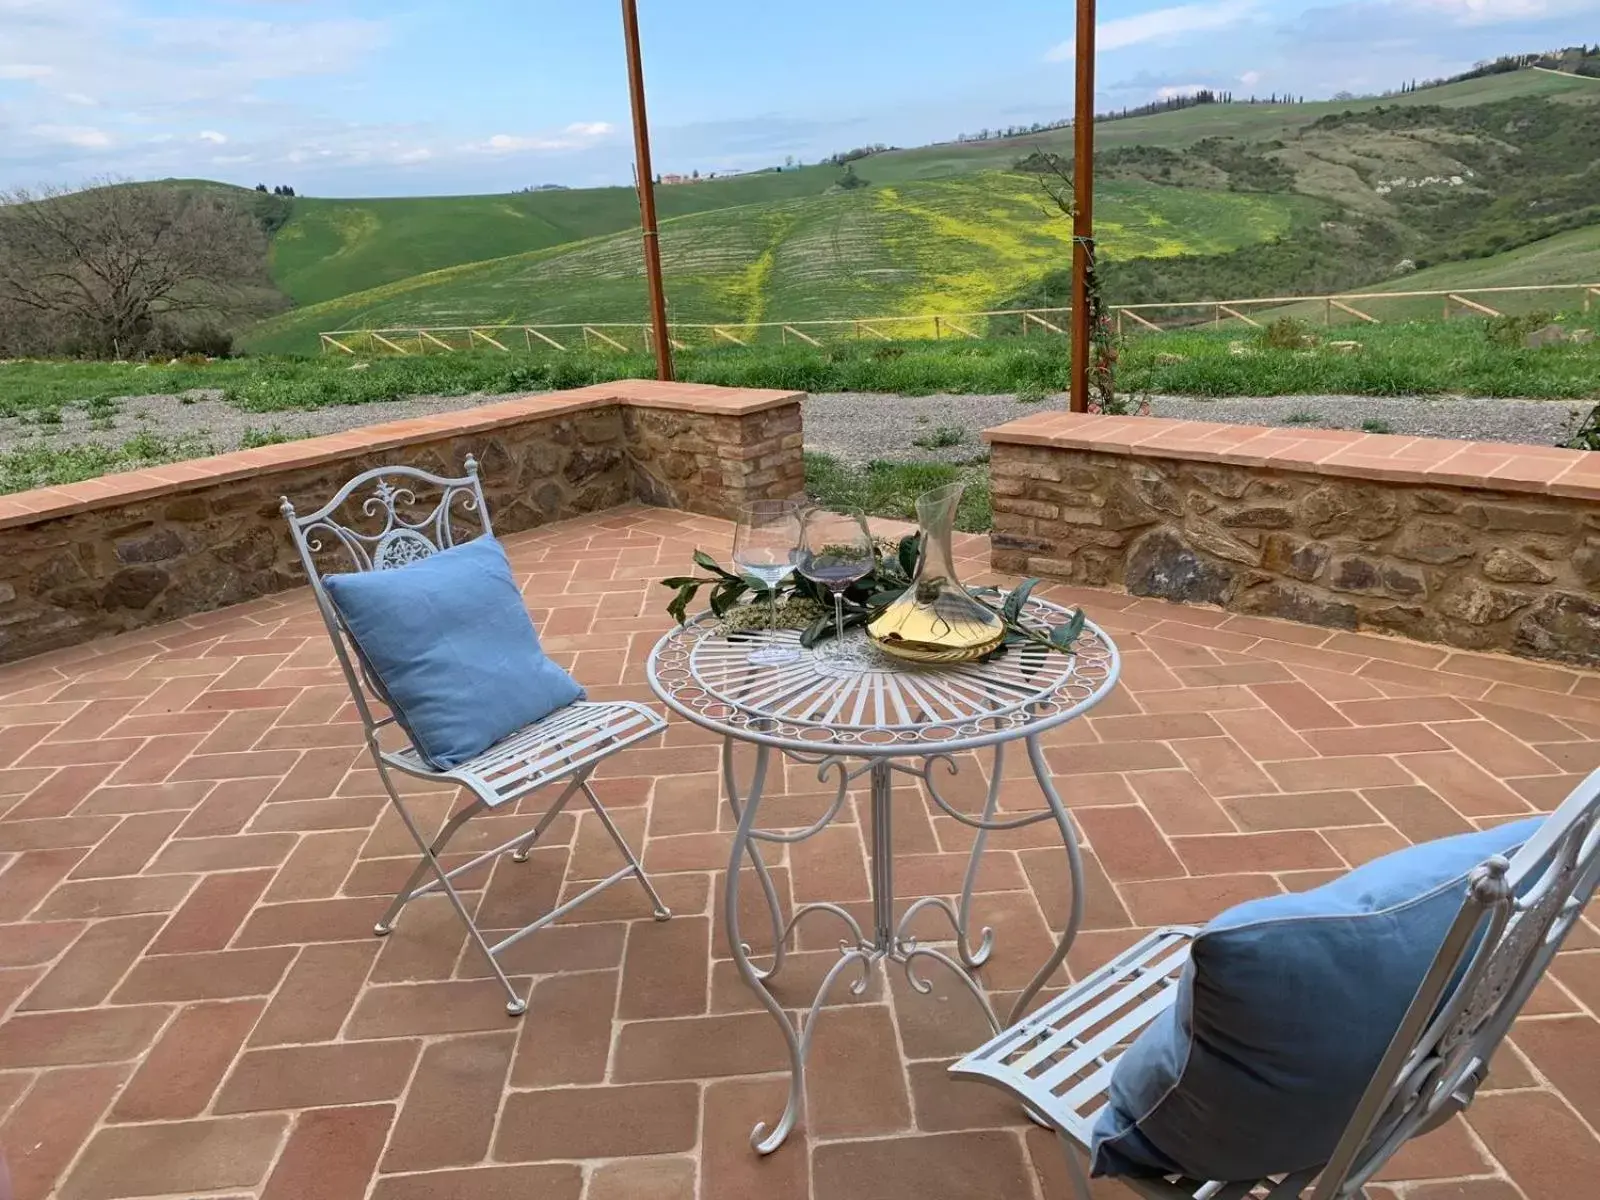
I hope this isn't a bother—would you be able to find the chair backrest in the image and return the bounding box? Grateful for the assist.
[279,459,493,734]
[1311,767,1600,1199]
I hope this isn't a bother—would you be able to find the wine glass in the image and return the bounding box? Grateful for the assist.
[798,509,875,646]
[732,499,803,666]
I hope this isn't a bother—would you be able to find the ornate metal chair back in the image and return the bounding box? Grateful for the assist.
[279,458,492,736]
[1311,767,1600,1199]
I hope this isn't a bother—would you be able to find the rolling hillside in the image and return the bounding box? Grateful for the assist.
[245,62,1600,351]
[246,174,1306,353]
[861,67,1600,183]
[271,167,840,306]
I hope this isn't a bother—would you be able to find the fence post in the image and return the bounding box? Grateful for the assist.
[1215,303,1222,328]
[934,316,942,340]
[1325,297,1332,327]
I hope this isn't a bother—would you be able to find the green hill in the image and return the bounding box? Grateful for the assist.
[246,63,1600,350]
[272,166,839,305]
[833,68,1599,184]
[268,66,1597,309]
[245,173,1306,353]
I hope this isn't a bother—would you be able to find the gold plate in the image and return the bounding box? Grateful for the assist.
[872,630,1006,665]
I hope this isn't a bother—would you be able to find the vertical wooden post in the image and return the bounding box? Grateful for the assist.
[1326,297,1333,326]
[1068,0,1096,414]
[935,315,942,339]
[621,0,673,382]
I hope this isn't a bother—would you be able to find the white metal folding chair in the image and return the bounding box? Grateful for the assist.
[953,767,1600,1199]
[282,457,670,1015]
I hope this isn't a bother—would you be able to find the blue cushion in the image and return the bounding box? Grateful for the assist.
[323,536,583,770]
[1091,816,1544,1182]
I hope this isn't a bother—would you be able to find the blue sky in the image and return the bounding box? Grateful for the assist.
[1,0,1595,197]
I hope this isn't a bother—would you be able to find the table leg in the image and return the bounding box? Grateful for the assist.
[1004,734,1086,1027]
[723,742,873,1155]
[722,737,788,981]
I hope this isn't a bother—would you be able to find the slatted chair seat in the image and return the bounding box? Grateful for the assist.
[383,700,663,809]
[954,768,1600,1200]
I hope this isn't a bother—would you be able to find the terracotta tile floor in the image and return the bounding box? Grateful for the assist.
[1,503,1598,1200]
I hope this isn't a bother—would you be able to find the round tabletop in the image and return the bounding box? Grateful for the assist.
[646,595,1120,758]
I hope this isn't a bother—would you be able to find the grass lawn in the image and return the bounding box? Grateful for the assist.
[3,316,1595,495]
[7,316,1598,420]
[804,454,993,532]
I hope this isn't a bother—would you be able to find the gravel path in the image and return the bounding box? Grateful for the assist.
[2,387,1588,463]
[804,392,1592,465]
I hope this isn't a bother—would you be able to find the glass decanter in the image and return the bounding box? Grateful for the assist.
[867,482,1005,663]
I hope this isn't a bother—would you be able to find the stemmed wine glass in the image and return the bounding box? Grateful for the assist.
[797,509,875,646]
[732,499,803,666]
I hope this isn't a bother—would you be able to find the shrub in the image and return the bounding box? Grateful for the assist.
[913,425,966,450]
[1484,311,1556,348]
[1259,317,1315,351]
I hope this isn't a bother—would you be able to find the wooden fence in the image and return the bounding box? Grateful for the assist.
[319,282,1600,355]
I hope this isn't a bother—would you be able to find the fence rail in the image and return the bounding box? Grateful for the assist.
[319,282,1600,356]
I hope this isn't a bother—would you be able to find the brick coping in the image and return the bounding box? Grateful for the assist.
[985,411,1600,502]
[0,379,802,532]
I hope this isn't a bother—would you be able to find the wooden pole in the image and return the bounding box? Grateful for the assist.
[621,0,674,381]
[1069,0,1096,414]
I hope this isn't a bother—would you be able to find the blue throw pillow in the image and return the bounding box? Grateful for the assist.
[1091,816,1544,1183]
[323,536,583,770]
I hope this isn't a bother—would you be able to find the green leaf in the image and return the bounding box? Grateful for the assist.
[741,573,779,596]
[897,534,920,579]
[660,576,705,589]
[1002,578,1038,624]
[667,583,698,625]
[708,579,747,618]
[1051,608,1087,650]
[693,550,742,581]
[800,612,831,648]
[865,588,906,608]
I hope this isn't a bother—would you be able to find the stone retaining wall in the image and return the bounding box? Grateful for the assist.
[0,381,804,662]
[987,413,1600,666]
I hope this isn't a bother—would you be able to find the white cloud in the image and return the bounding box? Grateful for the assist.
[1157,84,1210,99]
[0,63,52,80]
[1407,0,1597,20]
[198,129,227,144]
[472,122,617,155]
[1047,0,1259,59]
[1239,69,1263,85]
[31,124,111,148]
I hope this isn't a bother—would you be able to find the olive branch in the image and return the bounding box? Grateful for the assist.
[660,535,1086,656]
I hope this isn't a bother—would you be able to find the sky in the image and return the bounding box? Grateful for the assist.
[0,0,1596,198]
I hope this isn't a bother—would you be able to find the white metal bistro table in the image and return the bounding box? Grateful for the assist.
[646,594,1120,1153]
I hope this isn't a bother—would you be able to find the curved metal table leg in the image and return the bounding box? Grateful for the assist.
[723,742,810,1154]
[1005,734,1085,1027]
[953,742,1004,968]
[723,736,788,982]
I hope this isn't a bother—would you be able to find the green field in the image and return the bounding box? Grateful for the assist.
[248,174,1304,354]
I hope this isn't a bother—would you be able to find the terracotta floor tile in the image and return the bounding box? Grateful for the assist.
[59,1114,289,1200]
[587,1156,696,1200]
[495,1082,699,1161]
[813,1129,1033,1200]
[1468,1089,1600,1200]
[260,1104,393,1200]
[372,1165,583,1200]
[214,1039,420,1113]
[382,1031,514,1172]
[1,509,1597,1200]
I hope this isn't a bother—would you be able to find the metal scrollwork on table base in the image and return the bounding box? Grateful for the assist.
[649,598,1120,1155]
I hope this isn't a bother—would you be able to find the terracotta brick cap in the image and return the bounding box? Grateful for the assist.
[984,411,1599,501]
[0,381,804,531]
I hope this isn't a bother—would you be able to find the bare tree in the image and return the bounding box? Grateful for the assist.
[0,178,281,357]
